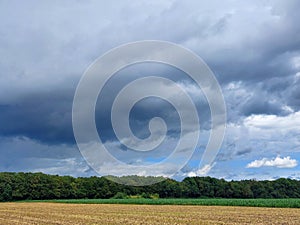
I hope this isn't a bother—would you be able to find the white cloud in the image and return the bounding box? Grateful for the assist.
[244,111,300,130]
[291,56,300,70]
[185,163,215,177]
[30,157,91,177]
[246,156,298,168]
[240,111,300,155]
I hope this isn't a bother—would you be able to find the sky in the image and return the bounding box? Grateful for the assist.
[0,0,300,181]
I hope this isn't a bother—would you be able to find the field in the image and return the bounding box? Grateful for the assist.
[28,198,300,208]
[0,202,300,224]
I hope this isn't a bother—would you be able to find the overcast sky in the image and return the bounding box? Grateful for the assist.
[1,0,300,180]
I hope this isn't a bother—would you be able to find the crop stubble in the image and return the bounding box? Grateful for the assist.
[0,203,299,225]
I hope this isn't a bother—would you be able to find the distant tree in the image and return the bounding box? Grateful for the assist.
[111,192,128,199]
[0,172,300,201]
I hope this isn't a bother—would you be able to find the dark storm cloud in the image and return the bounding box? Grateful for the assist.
[0,88,75,144]
[94,62,211,143]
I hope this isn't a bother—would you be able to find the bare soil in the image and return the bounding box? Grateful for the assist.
[0,203,299,224]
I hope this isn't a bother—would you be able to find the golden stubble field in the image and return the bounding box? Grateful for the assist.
[0,203,299,225]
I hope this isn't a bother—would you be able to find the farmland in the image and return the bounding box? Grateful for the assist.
[39,198,300,208]
[0,202,300,225]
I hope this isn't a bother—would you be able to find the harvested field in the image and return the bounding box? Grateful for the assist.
[0,202,299,225]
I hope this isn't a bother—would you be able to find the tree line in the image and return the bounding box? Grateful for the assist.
[0,172,300,201]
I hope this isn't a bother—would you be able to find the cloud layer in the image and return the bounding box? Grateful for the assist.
[0,0,300,180]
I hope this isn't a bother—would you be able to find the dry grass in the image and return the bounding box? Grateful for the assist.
[0,202,299,225]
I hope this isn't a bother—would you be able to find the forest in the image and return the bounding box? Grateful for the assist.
[0,172,300,201]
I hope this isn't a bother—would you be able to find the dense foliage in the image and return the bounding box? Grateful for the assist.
[0,172,300,202]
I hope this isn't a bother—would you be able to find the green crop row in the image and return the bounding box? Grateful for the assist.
[23,198,300,208]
